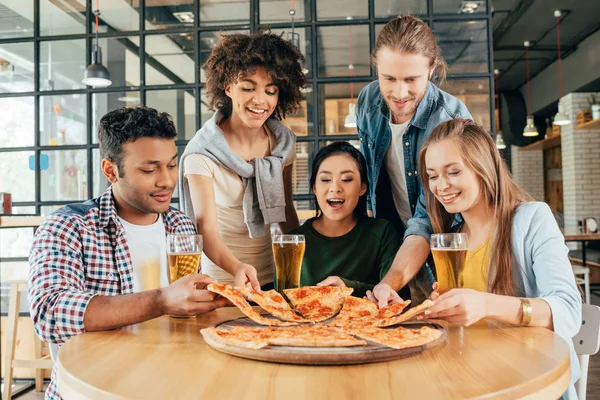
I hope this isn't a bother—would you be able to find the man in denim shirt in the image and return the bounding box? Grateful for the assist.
[358,16,472,306]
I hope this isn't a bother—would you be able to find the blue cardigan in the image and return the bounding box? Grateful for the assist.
[500,202,581,399]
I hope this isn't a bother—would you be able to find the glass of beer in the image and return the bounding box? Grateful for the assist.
[430,233,467,293]
[272,234,305,293]
[166,234,202,284]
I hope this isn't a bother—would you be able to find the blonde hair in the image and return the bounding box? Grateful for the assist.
[372,15,447,83]
[418,119,534,296]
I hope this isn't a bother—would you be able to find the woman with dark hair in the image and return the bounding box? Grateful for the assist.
[288,142,401,297]
[178,32,306,290]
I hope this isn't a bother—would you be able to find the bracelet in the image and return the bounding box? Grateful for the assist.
[519,298,532,326]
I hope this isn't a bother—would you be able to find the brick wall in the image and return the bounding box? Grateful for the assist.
[560,92,600,232]
[511,145,545,201]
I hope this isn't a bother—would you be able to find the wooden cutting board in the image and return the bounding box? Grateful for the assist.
[202,316,446,365]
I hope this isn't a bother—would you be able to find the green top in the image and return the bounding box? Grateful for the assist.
[288,217,401,297]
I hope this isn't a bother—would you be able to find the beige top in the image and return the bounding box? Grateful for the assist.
[184,128,295,285]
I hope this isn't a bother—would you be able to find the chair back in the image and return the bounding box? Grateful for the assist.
[573,304,600,356]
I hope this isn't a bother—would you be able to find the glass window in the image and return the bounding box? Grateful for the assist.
[40,95,87,146]
[0,228,34,258]
[374,0,426,17]
[317,0,367,20]
[317,25,370,78]
[442,79,490,131]
[0,151,35,202]
[269,27,312,78]
[200,88,212,126]
[40,205,62,216]
[281,85,313,137]
[320,139,360,148]
[0,97,34,148]
[0,262,31,314]
[434,20,489,74]
[92,91,141,144]
[40,39,86,91]
[40,0,85,36]
[40,150,88,201]
[293,141,312,197]
[0,0,34,39]
[434,0,486,15]
[199,29,249,83]
[0,42,34,93]
[92,148,110,198]
[145,34,195,85]
[94,0,139,33]
[96,36,141,87]
[10,206,36,214]
[259,0,310,24]
[199,0,249,27]
[146,89,196,139]
[146,0,193,30]
[318,82,368,135]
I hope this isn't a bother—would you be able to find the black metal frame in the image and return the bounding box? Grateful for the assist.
[0,0,494,213]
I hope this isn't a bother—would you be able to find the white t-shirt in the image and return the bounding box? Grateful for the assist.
[118,214,169,292]
[384,120,413,227]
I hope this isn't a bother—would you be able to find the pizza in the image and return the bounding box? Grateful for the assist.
[376,300,412,320]
[375,300,435,327]
[207,283,297,326]
[201,325,367,348]
[283,286,353,322]
[235,287,308,323]
[330,296,378,328]
[343,325,443,350]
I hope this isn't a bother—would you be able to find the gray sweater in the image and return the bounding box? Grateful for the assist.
[178,110,296,238]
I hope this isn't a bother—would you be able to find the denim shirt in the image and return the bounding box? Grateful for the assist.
[356,80,472,241]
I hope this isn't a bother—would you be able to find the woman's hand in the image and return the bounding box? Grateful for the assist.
[233,263,261,291]
[317,276,346,287]
[420,288,488,326]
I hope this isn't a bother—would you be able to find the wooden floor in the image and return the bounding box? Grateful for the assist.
[12,293,600,400]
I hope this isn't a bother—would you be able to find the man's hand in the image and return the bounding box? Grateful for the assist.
[158,274,228,316]
[366,283,403,308]
[233,263,261,291]
[317,276,346,287]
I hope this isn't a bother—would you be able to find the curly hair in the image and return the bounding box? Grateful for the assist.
[203,32,307,120]
[98,105,177,177]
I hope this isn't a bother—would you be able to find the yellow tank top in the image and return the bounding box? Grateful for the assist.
[462,233,494,292]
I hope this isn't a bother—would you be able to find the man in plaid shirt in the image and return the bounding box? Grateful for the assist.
[29,106,228,399]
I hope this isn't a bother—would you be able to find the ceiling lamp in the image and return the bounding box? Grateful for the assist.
[522,41,538,137]
[495,131,506,149]
[493,69,505,149]
[552,10,571,126]
[82,0,111,88]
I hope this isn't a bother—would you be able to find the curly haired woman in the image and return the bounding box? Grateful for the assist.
[179,32,306,290]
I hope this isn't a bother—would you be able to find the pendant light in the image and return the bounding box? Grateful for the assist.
[552,10,571,126]
[82,0,111,87]
[494,69,506,149]
[522,41,539,137]
[344,25,357,128]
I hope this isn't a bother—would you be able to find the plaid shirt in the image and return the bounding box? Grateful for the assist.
[28,186,196,399]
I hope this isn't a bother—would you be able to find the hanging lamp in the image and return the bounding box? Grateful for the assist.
[82,0,111,87]
[552,10,571,126]
[493,69,506,149]
[344,25,356,128]
[522,41,538,137]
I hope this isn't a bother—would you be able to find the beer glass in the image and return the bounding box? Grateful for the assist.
[272,234,305,293]
[166,234,203,284]
[430,233,468,292]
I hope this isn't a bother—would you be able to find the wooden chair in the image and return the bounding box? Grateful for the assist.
[2,281,54,400]
[573,304,600,400]
[573,265,591,304]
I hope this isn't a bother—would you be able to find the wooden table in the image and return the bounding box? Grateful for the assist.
[56,307,572,400]
[563,229,600,267]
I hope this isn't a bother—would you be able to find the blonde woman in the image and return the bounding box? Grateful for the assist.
[419,119,581,400]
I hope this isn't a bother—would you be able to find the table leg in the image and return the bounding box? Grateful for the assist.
[582,240,587,266]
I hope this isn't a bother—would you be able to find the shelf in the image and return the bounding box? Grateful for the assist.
[519,133,561,151]
[0,216,44,227]
[575,118,600,130]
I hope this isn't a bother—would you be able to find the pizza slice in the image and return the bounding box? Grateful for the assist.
[330,296,378,328]
[207,283,297,326]
[376,300,412,320]
[266,325,367,347]
[200,326,271,349]
[343,325,443,350]
[235,287,308,323]
[375,299,435,327]
[283,286,353,322]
